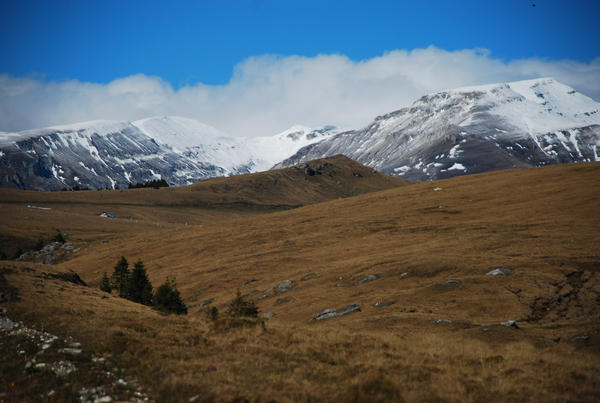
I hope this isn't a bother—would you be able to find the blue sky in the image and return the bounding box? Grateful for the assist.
[1,0,598,86]
[1,1,599,134]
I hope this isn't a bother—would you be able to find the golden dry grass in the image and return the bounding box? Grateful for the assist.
[1,161,599,401]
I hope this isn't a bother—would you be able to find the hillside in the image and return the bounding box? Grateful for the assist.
[1,162,598,401]
[0,155,407,259]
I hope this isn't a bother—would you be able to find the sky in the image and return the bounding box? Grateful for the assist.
[1,0,599,136]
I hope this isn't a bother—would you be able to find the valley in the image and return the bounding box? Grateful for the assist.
[1,159,599,401]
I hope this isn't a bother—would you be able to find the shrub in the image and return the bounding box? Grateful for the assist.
[53,230,66,244]
[206,306,219,321]
[99,272,112,293]
[154,278,187,314]
[227,290,258,318]
[126,260,153,306]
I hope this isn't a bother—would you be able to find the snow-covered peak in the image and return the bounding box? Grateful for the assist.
[0,120,131,145]
[406,77,600,136]
[132,116,230,151]
[246,125,338,171]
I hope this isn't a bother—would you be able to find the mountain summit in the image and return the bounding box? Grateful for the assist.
[275,78,600,180]
[0,116,336,190]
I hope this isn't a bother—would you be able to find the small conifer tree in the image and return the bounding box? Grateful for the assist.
[154,278,187,314]
[228,290,258,318]
[99,272,112,293]
[111,256,130,297]
[126,260,153,306]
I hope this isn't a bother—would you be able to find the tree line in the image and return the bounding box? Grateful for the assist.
[100,256,187,314]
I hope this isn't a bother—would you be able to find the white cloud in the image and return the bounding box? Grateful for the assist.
[1,46,599,136]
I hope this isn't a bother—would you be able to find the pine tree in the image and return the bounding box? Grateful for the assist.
[154,278,187,314]
[99,272,112,293]
[111,256,129,297]
[126,260,153,306]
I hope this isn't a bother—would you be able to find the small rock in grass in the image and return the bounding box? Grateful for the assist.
[277,280,293,289]
[487,267,510,276]
[500,320,519,329]
[359,274,380,284]
[199,298,213,306]
[430,319,452,324]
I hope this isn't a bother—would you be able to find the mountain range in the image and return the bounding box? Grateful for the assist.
[1,77,599,190]
[275,78,600,180]
[0,117,336,190]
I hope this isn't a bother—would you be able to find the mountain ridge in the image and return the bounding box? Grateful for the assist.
[275,77,600,180]
[0,116,337,190]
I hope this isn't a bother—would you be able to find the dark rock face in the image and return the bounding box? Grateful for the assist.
[0,126,226,190]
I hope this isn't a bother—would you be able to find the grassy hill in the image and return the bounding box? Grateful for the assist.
[0,155,407,259]
[1,161,599,401]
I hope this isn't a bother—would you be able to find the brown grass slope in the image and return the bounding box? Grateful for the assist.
[0,154,407,258]
[1,162,599,402]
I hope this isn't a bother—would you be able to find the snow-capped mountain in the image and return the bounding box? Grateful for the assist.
[275,78,600,180]
[0,116,336,190]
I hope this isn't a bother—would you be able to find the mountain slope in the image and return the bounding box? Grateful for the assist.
[275,78,600,180]
[0,117,336,190]
[0,155,407,259]
[2,162,598,401]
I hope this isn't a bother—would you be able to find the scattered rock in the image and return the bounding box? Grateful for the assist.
[374,301,395,308]
[242,279,259,286]
[500,320,519,329]
[192,290,204,298]
[61,347,83,355]
[487,267,511,276]
[338,304,361,316]
[336,282,355,287]
[441,279,462,289]
[62,242,75,251]
[276,287,290,294]
[275,297,290,305]
[359,274,380,284]
[199,298,214,306]
[263,312,274,318]
[433,187,442,191]
[301,274,315,281]
[114,378,129,388]
[249,290,260,296]
[570,334,590,342]
[312,308,339,321]
[430,319,453,324]
[50,360,76,377]
[189,395,201,402]
[257,294,269,300]
[277,280,293,289]
[311,305,361,321]
[400,272,409,278]
[95,396,113,403]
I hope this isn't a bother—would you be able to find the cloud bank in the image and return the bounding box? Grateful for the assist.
[1,46,599,136]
